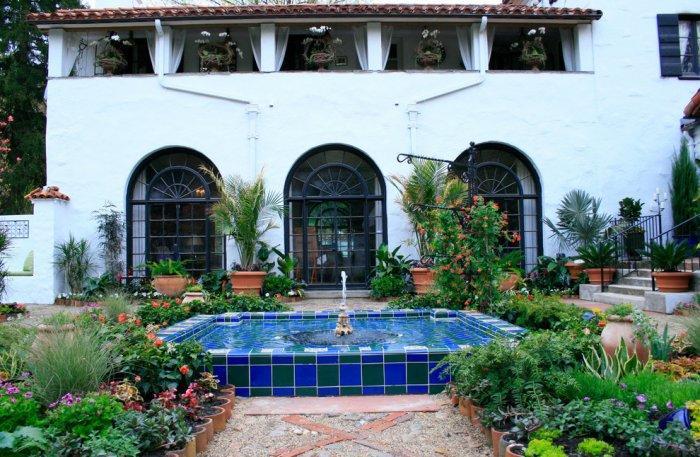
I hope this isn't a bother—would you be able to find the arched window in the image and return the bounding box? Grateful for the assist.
[284,145,387,289]
[455,142,543,271]
[126,148,223,277]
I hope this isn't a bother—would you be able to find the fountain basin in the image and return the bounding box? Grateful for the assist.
[158,309,525,397]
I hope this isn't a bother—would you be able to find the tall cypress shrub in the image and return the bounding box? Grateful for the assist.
[670,138,699,229]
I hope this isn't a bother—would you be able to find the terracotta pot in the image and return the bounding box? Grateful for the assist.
[584,267,616,285]
[218,385,236,408]
[505,443,524,457]
[482,424,492,445]
[565,261,584,280]
[217,397,233,420]
[499,273,520,292]
[459,397,472,417]
[203,405,227,433]
[0,315,6,323]
[169,437,196,457]
[152,275,189,296]
[601,319,649,363]
[194,418,213,454]
[411,267,436,294]
[182,291,205,304]
[449,385,459,407]
[652,272,693,292]
[229,271,266,295]
[471,405,484,427]
[499,433,518,457]
[491,428,508,457]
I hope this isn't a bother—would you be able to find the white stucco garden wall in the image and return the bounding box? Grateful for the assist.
[10,0,698,303]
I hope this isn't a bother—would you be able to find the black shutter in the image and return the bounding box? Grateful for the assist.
[657,14,682,77]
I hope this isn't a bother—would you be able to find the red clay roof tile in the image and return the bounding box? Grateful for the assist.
[25,186,70,201]
[684,90,700,118]
[27,4,603,25]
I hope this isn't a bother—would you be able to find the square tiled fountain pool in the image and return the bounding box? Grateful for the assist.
[158,309,525,397]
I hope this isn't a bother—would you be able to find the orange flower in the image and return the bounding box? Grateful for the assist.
[146,332,156,340]
[175,298,182,305]
[98,314,106,323]
[179,365,190,376]
[151,300,160,308]
[162,302,170,309]
[598,321,607,328]
[154,338,164,347]
[134,318,142,326]
[117,313,128,324]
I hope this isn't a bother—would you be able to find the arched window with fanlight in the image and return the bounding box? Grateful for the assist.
[126,148,224,277]
[284,145,387,289]
[454,142,543,271]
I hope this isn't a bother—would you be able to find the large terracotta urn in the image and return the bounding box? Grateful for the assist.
[565,261,584,281]
[152,276,189,296]
[491,428,509,457]
[505,444,525,457]
[499,273,520,292]
[411,268,435,294]
[585,267,616,285]
[652,272,693,292]
[600,317,649,363]
[229,271,266,295]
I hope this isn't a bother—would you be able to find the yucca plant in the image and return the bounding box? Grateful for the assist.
[544,189,612,253]
[576,241,616,268]
[582,341,652,383]
[54,235,95,295]
[650,324,675,362]
[645,240,689,272]
[670,138,699,228]
[205,169,284,270]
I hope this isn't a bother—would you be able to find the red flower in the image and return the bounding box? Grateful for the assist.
[179,365,190,376]
[117,313,128,323]
[146,332,156,340]
[154,338,164,347]
[162,302,170,309]
[151,300,160,308]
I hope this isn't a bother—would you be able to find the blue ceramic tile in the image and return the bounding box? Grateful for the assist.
[339,364,361,386]
[407,385,429,394]
[362,386,384,395]
[295,365,316,387]
[273,387,294,396]
[384,363,407,384]
[250,365,271,387]
[318,387,340,396]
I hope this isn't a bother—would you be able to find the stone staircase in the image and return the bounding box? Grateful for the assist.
[592,268,651,307]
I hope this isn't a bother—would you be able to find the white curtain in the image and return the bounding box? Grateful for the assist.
[145,31,157,72]
[559,28,576,71]
[487,27,496,63]
[381,25,393,70]
[275,26,289,71]
[62,33,81,76]
[132,172,147,274]
[74,32,98,77]
[456,26,473,70]
[680,20,692,73]
[249,26,262,70]
[170,30,186,73]
[353,26,368,70]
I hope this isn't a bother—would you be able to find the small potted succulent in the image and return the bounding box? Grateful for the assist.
[415,28,445,69]
[145,259,189,296]
[577,241,616,285]
[196,31,243,72]
[90,34,132,75]
[303,26,342,70]
[646,240,693,292]
[511,27,547,71]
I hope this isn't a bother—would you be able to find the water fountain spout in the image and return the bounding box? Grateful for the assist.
[335,271,353,336]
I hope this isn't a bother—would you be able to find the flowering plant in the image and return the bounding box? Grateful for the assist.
[415,28,445,68]
[511,27,547,70]
[91,34,132,75]
[302,25,342,70]
[0,302,26,316]
[196,31,243,72]
[0,381,42,432]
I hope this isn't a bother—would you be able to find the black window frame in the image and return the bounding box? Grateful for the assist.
[680,15,700,77]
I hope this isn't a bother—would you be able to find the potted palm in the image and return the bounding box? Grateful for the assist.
[389,160,468,294]
[577,241,616,285]
[207,171,284,295]
[646,240,693,292]
[146,259,189,296]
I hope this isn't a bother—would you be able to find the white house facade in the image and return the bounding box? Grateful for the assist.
[2,1,700,303]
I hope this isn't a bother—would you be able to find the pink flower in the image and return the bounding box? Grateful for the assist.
[24,392,33,399]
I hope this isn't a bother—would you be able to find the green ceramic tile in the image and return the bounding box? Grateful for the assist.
[212,355,226,365]
[295,354,316,364]
[385,385,407,395]
[429,352,448,362]
[384,352,406,363]
[302,314,315,320]
[317,365,339,387]
[339,353,361,363]
[407,363,428,385]
[362,364,384,386]
[429,384,445,394]
[273,365,294,387]
[340,387,362,396]
[250,388,271,397]
[228,366,249,387]
[296,387,317,397]
[250,354,272,365]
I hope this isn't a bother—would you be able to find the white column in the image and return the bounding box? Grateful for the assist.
[575,23,594,72]
[260,23,277,72]
[366,22,383,71]
[246,104,260,177]
[470,24,481,71]
[48,29,66,78]
[157,26,173,75]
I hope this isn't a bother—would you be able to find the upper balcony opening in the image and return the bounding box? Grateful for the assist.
[489,24,577,72]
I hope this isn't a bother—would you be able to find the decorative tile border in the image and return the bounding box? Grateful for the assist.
[157,309,525,397]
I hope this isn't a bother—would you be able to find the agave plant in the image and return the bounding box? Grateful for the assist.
[205,169,284,271]
[544,189,612,253]
[582,340,652,383]
[645,240,690,272]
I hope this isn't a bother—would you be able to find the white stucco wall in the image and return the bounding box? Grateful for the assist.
[23,0,700,302]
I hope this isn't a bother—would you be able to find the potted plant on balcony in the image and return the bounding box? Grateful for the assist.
[303,26,342,71]
[207,170,284,295]
[196,31,242,72]
[511,27,547,71]
[146,259,189,296]
[415,28,445,69]
[389,160,468,294]
[646,240,693,292]
[577,241,616,285]
[90,34,132,75]
[618,197,645,259]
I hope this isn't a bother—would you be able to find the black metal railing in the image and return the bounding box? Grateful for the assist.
[649,214,700,291]
[604,214,663,286]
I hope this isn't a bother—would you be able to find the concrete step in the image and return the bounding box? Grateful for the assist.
[618,260,651,269]
[606,284,651,297]
[304,289,371,299]
[617,276,653,287]
[628,269,652,278]
[592,292,646,308]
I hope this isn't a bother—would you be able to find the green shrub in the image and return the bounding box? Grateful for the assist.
[0,426,48,457]
[41,311,75,327]
[100,294,133,322]
[136,299,190,326]
[529,428,562,442]
[687,314,700,354]
[524,439,566,457]
[0,387,43,432]
[114,403,191,453]
[28,328,117,405]
[604,302,634,318]
[387,293,440,309]
[670,138,699,227]
[46,393,124,439]
[80,427,140,457]
[370,275,407,298]
[576,438,614,457]
[262,273,295,296]
[0,324,35,380]
[496,292,590,331]
[144,259,188,276]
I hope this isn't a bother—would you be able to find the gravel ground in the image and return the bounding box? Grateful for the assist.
[203,396,489,457]
[5,303,85,327]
